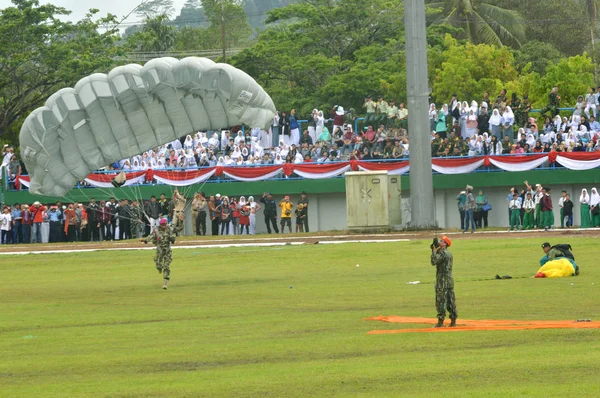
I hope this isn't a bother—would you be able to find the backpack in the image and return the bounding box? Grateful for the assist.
[551,244,575,261]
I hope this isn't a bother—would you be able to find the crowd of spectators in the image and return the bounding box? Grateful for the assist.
[0,191,312,245]
[429,88,600,158]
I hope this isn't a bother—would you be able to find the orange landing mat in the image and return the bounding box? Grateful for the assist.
[365,316,600,334]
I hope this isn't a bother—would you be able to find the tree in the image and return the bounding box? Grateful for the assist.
[431,35,518,103]
[126,15,178,52]
[513,41,563,75]
[578,0,600,79]
[202,0,252,51]
[135,0,175,19]
[0,0,120,142]
[173,0,209,28]
[425,0,525,48]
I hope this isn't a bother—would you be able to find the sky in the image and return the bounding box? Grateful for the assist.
[0,0,188,26]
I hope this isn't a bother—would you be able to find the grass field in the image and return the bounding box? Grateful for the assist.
[1,237,599,397]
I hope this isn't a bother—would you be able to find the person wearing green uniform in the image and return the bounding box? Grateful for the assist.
[522,192,535,230]
[431,235,457,328]
[541,187,555,230]
[580,188,591,228]
[363,96,377,126]
[508,193,521,231]
[541,86,560,117]
[591,187,600,227]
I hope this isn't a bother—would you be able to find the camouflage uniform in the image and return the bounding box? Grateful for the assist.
[431,248,457,323]
[541,92,560,117]
[130,204,143,238]
[143,220,184,282]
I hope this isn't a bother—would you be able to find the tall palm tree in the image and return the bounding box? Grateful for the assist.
[425,0,526,48]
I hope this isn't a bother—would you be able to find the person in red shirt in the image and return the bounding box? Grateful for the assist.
[239,203,250,235]
[30,201,46,243]
[341,125,356,156]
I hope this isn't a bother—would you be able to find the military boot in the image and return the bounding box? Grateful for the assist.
[433,319,444,328]
[162,279,168,290]
[449,318,457,327]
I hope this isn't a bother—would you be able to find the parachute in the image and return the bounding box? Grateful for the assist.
[19,57,276,197]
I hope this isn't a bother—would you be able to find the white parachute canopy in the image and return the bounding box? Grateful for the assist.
[19,57,276,197]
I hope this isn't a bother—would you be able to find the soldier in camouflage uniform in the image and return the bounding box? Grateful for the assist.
[541,86,561,117]
[130,201,143,239]
[431,235,457,327]
[141,214,184,290]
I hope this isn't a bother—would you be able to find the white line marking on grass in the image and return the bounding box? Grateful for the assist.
[0,239,409,256]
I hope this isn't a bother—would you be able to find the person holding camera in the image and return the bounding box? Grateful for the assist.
[279,195,294,234]
[260,193,279,234]
[430,235,457,328]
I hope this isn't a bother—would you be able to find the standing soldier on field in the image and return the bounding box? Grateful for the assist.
[431,235,457,328]
[141,214,184,290]
[130,201,143,239]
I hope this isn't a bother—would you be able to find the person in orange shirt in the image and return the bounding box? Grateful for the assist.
[279,195,294,233]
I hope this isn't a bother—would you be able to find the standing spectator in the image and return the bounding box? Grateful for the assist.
[307,109,318,145]
[74,203,84,241]
[47,206,61,242]
[522,192,536,230]
[289,109,300,146]
[489,109,502,138]
[429,103,438,132]
[541,86,560,117]
[398,102,408,130]
[563,194,574,228]
[106,198,118,239]
[21,204,31,243]
[11,203,22,244]
[118,200,131,240]
[230,198,240,235]
[280,111,291,146]
[591,187,600,227]
[260,193,279,234]
[30,201,46,243]
[146,196,161,233]
[456,190,466,231]
[580,189,591,228]
[64,204,77,242]
[508,193,521,231]
[86,198,100,242]
[220,197,232,235]
[209,195,220,235]
[193,192,208,236]
[239,199,250,235]
[279,195,294,233]
[298,191,309,232]
[363,95,377,126]
[463,185,475,233]
[330,105,345,136]
[558,190,567,228]
[130,201,144,239]
[0,206,12,244]
[435,109,447,139]
[295,204,305,232]
[585,88,597,119]
[502,106,515,139]
[376,96,388,124]
[98,200,110,240]
[541,187,554,231]
[248,196,260,235]
[475,190,488,228]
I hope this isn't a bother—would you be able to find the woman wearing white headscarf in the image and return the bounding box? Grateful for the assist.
[170,138,182,150]
[274,154,285,165]
[294,152,304,163]
[199,132,208,148]
[429,103,437,132]
[183,135,194,150]
[460,101,469,134]
[590,187,600,227]
[467,135,478,157]
[502,106,515,139]
[234,131,245,146]
[464,108,478,139]
[208,133,219,150]
[315,110,325,142]
[580,188,591,228]
[489,109,502,138]
[224,155,234,166]
[231,146,242,162]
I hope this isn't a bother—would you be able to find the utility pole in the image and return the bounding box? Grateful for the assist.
[221,0,226,63]
[404,0,437,229]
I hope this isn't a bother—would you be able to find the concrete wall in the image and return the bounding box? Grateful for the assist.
[180,183,594,234]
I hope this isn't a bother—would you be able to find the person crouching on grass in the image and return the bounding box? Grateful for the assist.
[431,235,457,328]
[141,214,184,290]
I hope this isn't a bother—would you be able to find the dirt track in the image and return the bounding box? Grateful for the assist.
[1,228,598,254]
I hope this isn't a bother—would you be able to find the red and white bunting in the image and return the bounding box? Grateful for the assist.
[84,171,147,189]
[291,162,352,179]
[357,160,410,175]
[555,153,600,171]
[432,158,485,174]
[152,168,216,186]
[488,154,548,172]
[222,166,283,182]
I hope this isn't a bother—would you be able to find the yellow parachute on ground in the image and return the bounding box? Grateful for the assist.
[536,258,577,278]
[19,57,276,197]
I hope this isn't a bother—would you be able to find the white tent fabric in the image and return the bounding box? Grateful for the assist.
[19,57,276,197]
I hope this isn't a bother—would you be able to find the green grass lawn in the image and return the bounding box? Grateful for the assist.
[1,237,599,397]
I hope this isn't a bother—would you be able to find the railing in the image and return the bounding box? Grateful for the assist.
[8,153,597,193]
